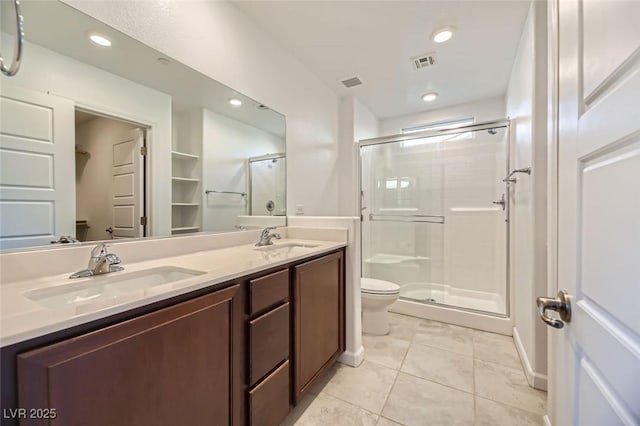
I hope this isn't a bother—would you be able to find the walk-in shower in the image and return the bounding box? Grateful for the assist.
[359,120,511,328]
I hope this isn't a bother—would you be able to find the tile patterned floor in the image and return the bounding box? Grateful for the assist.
[282,313,546,425]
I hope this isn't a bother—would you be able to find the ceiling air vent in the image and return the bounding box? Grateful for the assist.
[340,75,364,88]
[411,52,438,70]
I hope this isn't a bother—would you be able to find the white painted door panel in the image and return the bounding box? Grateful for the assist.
[552,0,640,424]
[0,85,74,249]
[111,129,143,238]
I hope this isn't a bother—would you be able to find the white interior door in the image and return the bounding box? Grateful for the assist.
[111,128,144,239]
[549,1,640,424]
[0,85,75,249]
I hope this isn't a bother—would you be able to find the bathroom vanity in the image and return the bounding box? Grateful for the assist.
[0,237,345,426]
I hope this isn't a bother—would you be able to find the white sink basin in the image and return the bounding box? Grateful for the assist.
[24,266,206,309]
[254,242,319,252]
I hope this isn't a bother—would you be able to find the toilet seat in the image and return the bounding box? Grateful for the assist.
[361,278,400,295]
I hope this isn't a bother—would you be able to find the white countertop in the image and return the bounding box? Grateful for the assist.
[0,238,346,347]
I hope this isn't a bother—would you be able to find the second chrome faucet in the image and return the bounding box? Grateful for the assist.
[69,243,124,279]
[255,227,281,246]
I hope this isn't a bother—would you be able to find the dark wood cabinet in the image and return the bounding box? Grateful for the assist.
[17,285,240,426]
[292,251,345,404]
[3,248,345,426]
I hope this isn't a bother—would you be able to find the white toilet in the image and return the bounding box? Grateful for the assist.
[361,277,400,335]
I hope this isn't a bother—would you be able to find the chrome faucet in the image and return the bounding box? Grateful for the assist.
[69,243,124,279]
[255,227,281,246]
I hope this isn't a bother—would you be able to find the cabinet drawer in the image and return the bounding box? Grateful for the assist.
[249,360,290,426]
[249,302,290,385]
[248,268,289,315]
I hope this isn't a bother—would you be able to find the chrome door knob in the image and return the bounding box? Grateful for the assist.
[536,290,572,329]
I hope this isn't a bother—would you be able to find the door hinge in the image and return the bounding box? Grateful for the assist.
[140,216,147,226]
[140,146,147,156]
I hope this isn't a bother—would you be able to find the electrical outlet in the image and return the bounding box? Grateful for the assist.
[296,204,304,215]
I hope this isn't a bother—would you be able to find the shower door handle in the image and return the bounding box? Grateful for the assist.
[492,194,506,210]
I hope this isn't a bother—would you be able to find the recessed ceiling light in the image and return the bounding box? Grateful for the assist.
[229,98,242,107]
[89,33,112,47]
[431,26,455,43]
[421,92,439,102]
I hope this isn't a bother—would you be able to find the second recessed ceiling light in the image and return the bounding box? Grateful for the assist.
[432,26,455,43]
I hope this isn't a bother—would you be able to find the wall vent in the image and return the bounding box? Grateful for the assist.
[340,75,364,88]
[411,53,438,70]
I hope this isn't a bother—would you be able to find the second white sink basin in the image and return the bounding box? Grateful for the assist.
[24,266,206,309]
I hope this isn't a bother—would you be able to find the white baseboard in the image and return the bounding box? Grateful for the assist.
[513,327,548,391]
[543,414,551,426]
[338,345,365,367]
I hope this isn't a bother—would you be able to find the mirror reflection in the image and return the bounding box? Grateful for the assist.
[0,0,286,251]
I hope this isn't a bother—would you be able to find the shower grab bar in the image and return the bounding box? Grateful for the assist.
[369,213,444,224]
[503,167,531,183]
[205,189,247,196]
[0,0,24,77]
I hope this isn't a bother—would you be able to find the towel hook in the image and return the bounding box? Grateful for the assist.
[1,0,25,77]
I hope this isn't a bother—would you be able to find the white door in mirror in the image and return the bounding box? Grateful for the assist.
[0,85,75,249]
[111,128,145,239]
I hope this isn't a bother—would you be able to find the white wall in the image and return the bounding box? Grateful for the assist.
[1,38,173,237]
[64,0,341,217]
[75,116,137,241]
[201,109,284,232]
[506,1,548,390]
[338,97,379,216]
[379,96,506,137]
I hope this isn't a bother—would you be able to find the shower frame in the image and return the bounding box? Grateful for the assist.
[247,152,286,216]
[358,118,512,322]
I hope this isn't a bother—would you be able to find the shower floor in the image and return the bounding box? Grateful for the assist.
[399,282,504,314]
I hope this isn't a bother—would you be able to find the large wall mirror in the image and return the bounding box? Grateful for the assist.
[0,0,286,251]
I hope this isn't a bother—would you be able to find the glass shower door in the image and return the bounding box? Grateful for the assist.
[360,125,508,316]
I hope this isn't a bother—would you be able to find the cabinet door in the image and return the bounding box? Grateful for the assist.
[293,251,344,403]
[18,285,239,426]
